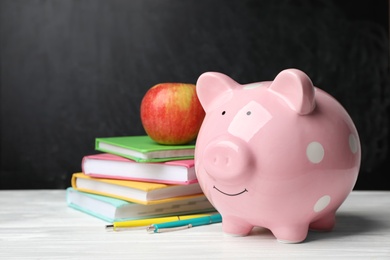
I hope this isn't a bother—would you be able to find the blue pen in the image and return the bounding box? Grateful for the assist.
[147,214,222,233]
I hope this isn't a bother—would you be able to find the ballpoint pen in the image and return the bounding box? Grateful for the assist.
[147,213,222,233]
[105,213,216,231]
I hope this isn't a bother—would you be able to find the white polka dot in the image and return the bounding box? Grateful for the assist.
[349,134,358,154]
[314,195,331,212]
[306,142,324,163]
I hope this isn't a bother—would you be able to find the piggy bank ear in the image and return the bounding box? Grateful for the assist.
[269,69,315,115]
[196,72,238,112]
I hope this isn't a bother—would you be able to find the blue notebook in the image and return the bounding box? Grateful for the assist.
[66,188,215,223]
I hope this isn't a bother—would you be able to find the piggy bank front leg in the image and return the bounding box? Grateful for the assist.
[222,215,254,236]
[270,223,310,243]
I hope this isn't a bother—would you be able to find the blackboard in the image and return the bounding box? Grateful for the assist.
[0,0,389,189]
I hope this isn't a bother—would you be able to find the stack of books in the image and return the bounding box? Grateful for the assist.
[66,135,215,223]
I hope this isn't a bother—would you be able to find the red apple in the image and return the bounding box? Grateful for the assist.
[140,83,205,145]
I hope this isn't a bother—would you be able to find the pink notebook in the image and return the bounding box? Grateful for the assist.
[82,153,198,185]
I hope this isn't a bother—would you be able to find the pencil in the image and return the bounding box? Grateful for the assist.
[147,213,222,233]
[106,213,216,231]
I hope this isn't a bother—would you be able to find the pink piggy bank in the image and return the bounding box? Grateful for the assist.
[194,69,361,243]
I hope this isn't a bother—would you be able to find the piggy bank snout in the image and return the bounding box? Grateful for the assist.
[202,138,253,181]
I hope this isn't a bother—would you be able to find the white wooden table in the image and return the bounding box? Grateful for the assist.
[0,190,389,259]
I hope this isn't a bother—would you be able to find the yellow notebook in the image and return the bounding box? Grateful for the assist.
[71,173,203,205]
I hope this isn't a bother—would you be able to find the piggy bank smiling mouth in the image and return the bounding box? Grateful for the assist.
[213,186,248,196]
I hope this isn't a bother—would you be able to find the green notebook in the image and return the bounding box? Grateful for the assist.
[95,135,195,162]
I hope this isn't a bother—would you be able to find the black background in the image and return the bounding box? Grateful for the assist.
[0,0,389,190]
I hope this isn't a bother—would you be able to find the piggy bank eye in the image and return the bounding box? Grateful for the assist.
[246,111,251,116]
[222,111,226,115]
